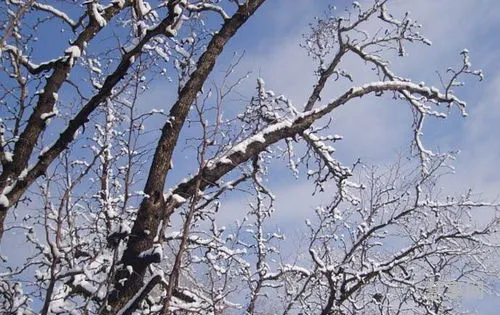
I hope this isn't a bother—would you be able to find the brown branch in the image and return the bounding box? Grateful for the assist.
[0,0,135,241]
[164,80,462,218]
[104,1,267,313]
[0,3,180,241]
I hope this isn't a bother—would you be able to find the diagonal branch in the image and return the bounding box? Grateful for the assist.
[105,1,267,313]
[164,80,465,224]
[0,0,134,189]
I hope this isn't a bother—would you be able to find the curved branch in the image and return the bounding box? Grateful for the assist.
[165,80,464,223]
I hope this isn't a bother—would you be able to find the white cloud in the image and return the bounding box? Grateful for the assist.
[241,0,500,181]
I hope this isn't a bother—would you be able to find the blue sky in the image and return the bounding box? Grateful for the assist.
[176,0,500,206]
[211,0,500,312]
[224,0,500,195]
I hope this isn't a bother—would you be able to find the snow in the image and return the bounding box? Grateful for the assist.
[172,193,187,204]
[219,156,233,165]
[309,248,325,269]
[40,107,58,120]
[115,273,179,315]
[39,145,53,157]
[91,78,102,89]
[153,220,164,242]
[72,274,106,299]
[126,265,133,274]
[22,1,76,27]
[0,194,9,207]
[281,264,311,277]
[4,151,13,162]
[119,221,131,235]
[64,45,81,67]
[165,11,185,37]
[136,0,151,17]
[112,0,125,8]
[173,2,184,16]
[155,46,170,62]
[89,59,102,74]
[134,190,150,199]
[138,243,163,261]
[150,109,164,114]
[18,168,28,180]
[91,3,107,27]
[254,133,266,143]
[163,188,173,202]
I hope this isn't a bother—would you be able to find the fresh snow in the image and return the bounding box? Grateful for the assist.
[0,194,9,207]
[112,0,125,8]
[91,3,107,27]
[138,243,163,260]
[172,194,187,204]
[19,168,28,180]
[65,45,81,67]
[4,151,13,162]
[40,107,59,120]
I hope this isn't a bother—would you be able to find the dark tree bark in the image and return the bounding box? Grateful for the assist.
[104,1,267,313]
[0,0,137,241]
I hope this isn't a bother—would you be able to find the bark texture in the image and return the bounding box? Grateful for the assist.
[104,1,266,313]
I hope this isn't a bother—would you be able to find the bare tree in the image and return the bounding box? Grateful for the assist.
[287,156,499,315]
[0,1,498,314]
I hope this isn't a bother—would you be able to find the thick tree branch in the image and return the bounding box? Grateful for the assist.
[105,1,267,313]
[0,0,135,240]
[164,80,465,224]
[0,5,185,243]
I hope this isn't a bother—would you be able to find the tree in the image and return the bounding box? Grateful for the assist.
[0,0,498,314]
